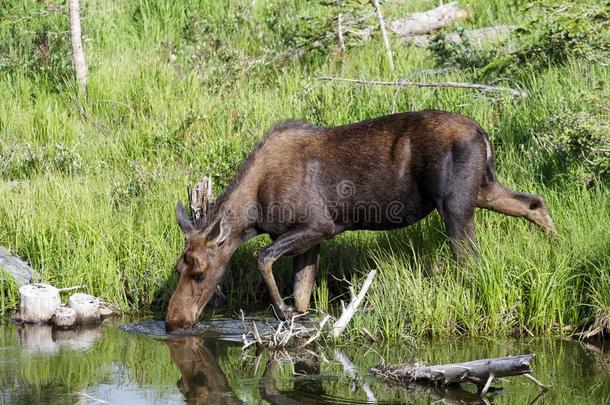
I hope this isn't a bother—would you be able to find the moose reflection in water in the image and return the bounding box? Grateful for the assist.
[165,335,329,405]
[165,336,240,404]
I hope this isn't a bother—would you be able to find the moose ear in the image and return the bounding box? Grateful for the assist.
[176,201,195,234]
[206,217,230,246]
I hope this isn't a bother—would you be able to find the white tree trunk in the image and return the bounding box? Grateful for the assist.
[19,284,61,323]
[69,0,88,96]
[68,293,101,324]
[52,307,77,327]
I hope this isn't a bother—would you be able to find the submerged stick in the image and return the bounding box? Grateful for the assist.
[317,76,528,98]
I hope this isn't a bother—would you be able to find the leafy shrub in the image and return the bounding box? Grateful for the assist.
[428,27,498,70]
[482,2,610,76]
[537,96,610,180]
[0,143,82,180]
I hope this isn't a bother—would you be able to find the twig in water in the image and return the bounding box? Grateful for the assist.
[317,76,528,98]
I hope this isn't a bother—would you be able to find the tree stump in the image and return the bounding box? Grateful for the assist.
[52,307,77,328]
[68,293,101,324]
[18,284,61,323]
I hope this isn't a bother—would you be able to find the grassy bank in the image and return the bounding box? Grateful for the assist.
[1,0,608,339]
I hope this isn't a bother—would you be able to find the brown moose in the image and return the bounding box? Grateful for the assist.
[165,110,555,332]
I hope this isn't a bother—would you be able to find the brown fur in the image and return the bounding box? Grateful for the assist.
[166,110,556,331]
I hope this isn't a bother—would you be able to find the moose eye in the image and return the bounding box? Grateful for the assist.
[191,272,205,283]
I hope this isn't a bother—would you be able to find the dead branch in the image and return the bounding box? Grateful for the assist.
[317,76,528,98]
[372,0,394,71]
[575,308,609,339]
[331,270,376,338]
[371,354,547,395]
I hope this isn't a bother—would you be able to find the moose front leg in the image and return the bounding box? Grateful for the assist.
[257,228,331,320]
[293,245,320,313]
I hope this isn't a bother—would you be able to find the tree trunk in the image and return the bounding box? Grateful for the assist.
[69,0,88,96]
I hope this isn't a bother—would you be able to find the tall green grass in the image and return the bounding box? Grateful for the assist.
[0,0,608,339]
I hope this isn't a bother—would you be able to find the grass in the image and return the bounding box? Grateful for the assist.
[0,0,608,340]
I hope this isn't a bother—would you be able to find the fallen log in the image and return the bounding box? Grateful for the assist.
[361,2,467,39]
[390,1,468,38]
[371,354,547,395]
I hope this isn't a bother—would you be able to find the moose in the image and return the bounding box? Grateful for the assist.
[165,110,556,332]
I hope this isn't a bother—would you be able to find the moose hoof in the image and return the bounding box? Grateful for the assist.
[280,305,305,320]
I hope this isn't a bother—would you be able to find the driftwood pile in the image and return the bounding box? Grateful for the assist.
[241,270,377,351]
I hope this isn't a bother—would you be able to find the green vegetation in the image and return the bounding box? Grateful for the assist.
[1,0,608,340]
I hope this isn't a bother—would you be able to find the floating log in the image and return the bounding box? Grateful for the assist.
[371,354,547,394]
[52,307,77,328]
[18,283,61,323]
[68,293,101,324]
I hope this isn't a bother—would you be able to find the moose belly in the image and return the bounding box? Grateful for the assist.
[331,191,432,231]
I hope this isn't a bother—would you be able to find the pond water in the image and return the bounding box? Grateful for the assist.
[1,315,609,404]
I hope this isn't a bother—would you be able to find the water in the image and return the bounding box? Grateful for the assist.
[1,316,609,404]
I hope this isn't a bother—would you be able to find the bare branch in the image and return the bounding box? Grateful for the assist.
[317,76,528,98]
[372,0,394,71]
[331,270,376,338]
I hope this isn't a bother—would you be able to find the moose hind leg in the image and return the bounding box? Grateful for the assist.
[477,184,556,234]
[258,227,331,320]
[438,195,477,262]
[293,245,320,313]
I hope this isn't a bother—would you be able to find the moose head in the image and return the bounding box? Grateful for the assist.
[165,200,232,332]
